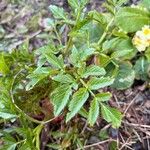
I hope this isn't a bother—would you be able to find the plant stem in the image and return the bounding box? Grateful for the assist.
[64,7,82,55]
[98,18,114,45]
[54,26,62,45]
[16,139,27,145]
[80,79,95,98]
[34,124,44,150]
[64,37,72,55]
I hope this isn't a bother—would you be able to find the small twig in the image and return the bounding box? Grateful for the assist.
[113,94,121,108]
[81,121,88,134]
[123,94,139,115]
[133,129,142,142]
[76,139,112,150]
[119,137,131,150]
[123,121,150,129]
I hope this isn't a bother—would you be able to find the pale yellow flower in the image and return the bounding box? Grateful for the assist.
[132,25,150,52]
[142,25,150,41]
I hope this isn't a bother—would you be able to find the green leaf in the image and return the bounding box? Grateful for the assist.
[103,38,137,60]
[0,112,16,119]
[98,54,111,67]
[109,141,117,150]
[82,65,106,78]
[0,54,9,75]
[88,98,99,126]
[134,57,150,81]
[145,47,150,61]
[112,62,135,90]
[47,143,61,149]
[52,74,75,84]
[70,46,95,67]
[80,48,95,61]
[51,84,72,116]
[115,7,150,32]
[111,49,133,59]
[95,92,112,102]
[1,134,17,150]
[70,45,80,67]
[26,67,53,91]
[68,0,79,9]
[101,103,123,128]
[88,10,107,27]
[112,39,137,60]
[80,0,89,7]
[36,44,58,55]
[49,5,67,20]
[116,0,128,6]
[79,108,88,118]
[102,37,120,52]
[66,88,89,122]
[140,0,150,10]
[44,53,64,69]
[3,144,17,150]
[37,55,47,67]
[88,77,114,90]
[99,128,109,140]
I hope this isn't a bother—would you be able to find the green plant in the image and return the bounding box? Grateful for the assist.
[0,0,150,149]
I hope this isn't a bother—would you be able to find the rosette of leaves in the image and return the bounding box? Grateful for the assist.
[26,43,123,128]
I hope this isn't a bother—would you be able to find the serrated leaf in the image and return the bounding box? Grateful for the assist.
[82,65,106,78]
[115,7,150,32]
[3,144,17,150]
[88,77,114,90]
[0,112,16,119]
[44,53,64,69]
[80,0,89,7]
[101,103,123,128]
[66,88,89,122]
[80,48,95,61]
[98,53,111,67]
[70,45,80,67]
[49,5,67,20]
[70,46,95,67]
[52,74,75,84]
[36,44,58,55]
[37,55,47,67]
[88,98,99,126]
[68,0,79,9]
[79,108,88,118]
[51,84,72,116]
[26,67,53,91]
[102,37,120,52]
[111,49,133,59]
[88,10,107,27]
[95,92,112,102]
[0,54,9,75]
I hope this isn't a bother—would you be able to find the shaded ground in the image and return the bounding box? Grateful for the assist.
[0,0,149,150]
